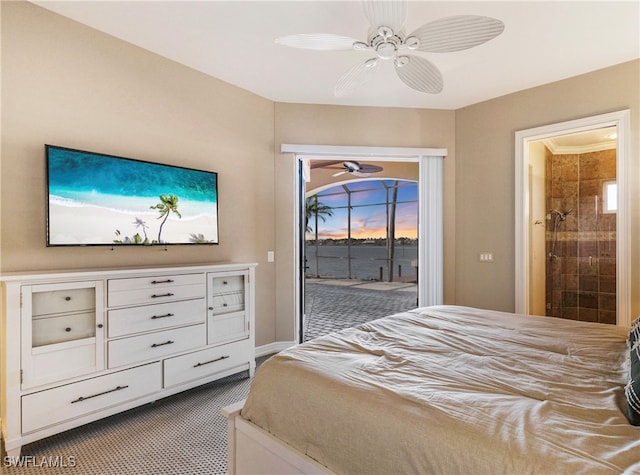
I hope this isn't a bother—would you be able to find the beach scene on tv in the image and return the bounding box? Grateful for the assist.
[47,147,219,246]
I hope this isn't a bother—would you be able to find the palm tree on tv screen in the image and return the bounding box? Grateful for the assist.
[151,194,182,243]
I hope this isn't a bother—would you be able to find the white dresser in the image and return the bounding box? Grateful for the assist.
[0,263,256,457]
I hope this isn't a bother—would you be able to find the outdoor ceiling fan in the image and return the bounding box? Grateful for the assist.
[312,160,383,177]
[275,0,504,96]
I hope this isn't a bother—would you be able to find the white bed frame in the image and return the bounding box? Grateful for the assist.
[222,400,335,474]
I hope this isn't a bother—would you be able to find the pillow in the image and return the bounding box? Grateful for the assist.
[626,339,640,425]
[629,316,640,348]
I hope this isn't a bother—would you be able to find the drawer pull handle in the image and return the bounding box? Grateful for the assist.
[151,313,175,320]
[71,385,129,404]
[65,327,72,332]
[151,340,174,348]
[151,279,174,284]
[65,296,72,301]
[193,355,230,368]
[151,293,174,298]
[223,281,228,285]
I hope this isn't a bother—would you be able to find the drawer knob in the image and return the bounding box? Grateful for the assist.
[65,327,72,332]
[151,340,174,348]
[151,279,174,284]
[65,296,71,301]
[223,303,228,307]
[97,324,104,329]
[223,281,228,285]
[208,307,214,311]
[71,385,129,404]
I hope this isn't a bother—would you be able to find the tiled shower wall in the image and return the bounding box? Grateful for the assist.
[545,147,616,324]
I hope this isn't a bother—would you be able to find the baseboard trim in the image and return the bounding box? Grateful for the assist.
[255,341,296,358]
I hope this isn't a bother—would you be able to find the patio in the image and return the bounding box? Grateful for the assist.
[303,278,418,341]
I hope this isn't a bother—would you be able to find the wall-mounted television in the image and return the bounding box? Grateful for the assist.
[46,145,219,246]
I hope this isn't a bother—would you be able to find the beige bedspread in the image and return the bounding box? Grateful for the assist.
[241,305,640,474]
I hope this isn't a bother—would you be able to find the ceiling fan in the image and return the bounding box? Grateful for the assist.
[312,160,383,177]
[275,0,504,96]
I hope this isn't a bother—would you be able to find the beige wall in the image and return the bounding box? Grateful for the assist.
[274,103,456,341]
[455,60,640,318]
[2,2,638,352]
[0,2,277,346]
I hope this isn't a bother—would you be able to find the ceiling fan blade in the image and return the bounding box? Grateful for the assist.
[310,160,344,169]
[357,164,383,173]
[335,58,380,97]
[275,33,359,51]
[394,55,443,94]
[408,15,505,53]
[362,0,407,34]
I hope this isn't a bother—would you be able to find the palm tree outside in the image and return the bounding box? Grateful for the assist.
[306,196,333,278]
[305,196,334,234]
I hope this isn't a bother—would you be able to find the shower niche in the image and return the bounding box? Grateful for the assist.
[544,144,617,324]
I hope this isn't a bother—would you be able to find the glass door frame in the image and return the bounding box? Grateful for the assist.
[282,144,447,343]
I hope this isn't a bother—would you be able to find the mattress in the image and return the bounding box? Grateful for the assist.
[241,305,640,474]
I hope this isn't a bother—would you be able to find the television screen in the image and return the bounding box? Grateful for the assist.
[46,145,219,246]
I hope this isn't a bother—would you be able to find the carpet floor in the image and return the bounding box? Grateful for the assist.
[3,368,254,475]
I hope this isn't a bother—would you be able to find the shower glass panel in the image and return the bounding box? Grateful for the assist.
[545,147,616,324]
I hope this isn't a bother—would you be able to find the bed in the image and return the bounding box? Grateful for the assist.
[224,305,640,474]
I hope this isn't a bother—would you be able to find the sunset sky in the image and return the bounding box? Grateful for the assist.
[307,180,418,240]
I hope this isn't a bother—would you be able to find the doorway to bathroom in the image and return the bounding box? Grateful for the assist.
[515,109,632,327]
[529,128,617,323]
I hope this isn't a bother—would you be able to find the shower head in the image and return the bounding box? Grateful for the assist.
[549,208,574,221]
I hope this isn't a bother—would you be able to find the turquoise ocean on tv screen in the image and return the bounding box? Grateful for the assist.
[48,148,217,216]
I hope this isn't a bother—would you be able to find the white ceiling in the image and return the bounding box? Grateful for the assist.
[32,1,640,110]
[544,126,617,152]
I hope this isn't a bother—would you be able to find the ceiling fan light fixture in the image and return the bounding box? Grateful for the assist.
[365,58,379,68]
[275,0,504,96]
[377,26,394,39]
[353,41,371,51]
[404,36,420,50]
[395,56,409,68]
[376,42,397,60]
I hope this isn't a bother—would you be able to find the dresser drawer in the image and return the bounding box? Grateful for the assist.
[108,273,205,307]
[210,275,244,294]
[108,324,206,368]
[109,273,204,292]
[163,339,251,388]
[32,287,95,317]
[22,363,161,433]
[108,299,206,338]
[209,292,244,314]
[33,311,95,347]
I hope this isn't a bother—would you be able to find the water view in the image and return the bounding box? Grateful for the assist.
[305,244,418,281]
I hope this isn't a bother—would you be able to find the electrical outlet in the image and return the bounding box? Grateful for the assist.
[267,251,275,262]
[479,252,494,262]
